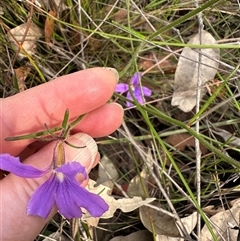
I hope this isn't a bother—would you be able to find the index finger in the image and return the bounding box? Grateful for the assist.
[1,67,119,155]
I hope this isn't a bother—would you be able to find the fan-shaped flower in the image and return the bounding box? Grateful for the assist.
[115,72,152,107]
[0,153,108,219]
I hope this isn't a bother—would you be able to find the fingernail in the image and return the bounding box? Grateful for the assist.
[65,133,98,172]
[102,67,119,83]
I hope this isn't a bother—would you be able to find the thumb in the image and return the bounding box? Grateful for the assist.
[0,133,99,241]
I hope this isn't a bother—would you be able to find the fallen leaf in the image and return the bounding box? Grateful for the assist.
[138,53,177,74]
[140,201,197,238]
[110,230,153,241]
[164,133,208,154]
[82,179,155,220]
[202,205,224,216]
[211,127,240,147]
[139,201,180,237]
[171,30,220,112]
[156,212,198,241]
[42,231,71,241]
[36,0,67,11]
[127,149,153,197]
[113,9,128,22]
[14,65,31,92]
[201,199,240,241]
[45,10,56,47]
[8,22,43,59]
[97,155,119,185]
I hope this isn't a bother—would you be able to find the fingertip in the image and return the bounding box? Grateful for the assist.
[74,103,124,137]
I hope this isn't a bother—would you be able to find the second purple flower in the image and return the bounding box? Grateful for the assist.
[115,72,152,107]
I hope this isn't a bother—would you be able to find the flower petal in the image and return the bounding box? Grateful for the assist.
[135,86,152,97]
[133,92,145,105]
[115,83,129,93]
[56,162,87,180]
[27,174,57,219]
[126,91,134,107]
[55,177,82,218]
[66,177,108,217]
[0,153,49,178]
[131,72,142,86]
[142,86,152,97]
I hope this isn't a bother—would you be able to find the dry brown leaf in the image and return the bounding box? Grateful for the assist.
[164,133,208,154]
[113,9,128,22]
[45,10,56,47]
[138,53,177,74]
[8,22,43,59]
[171,30,220,112]
[110,230,153,241]
[14,65,31,92]
[201,199,240,241]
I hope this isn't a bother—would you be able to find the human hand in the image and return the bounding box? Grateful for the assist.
[0,67,123,241]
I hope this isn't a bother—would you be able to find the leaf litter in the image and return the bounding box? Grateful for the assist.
[171,30,220,112]
[8,22,43,59]
[1,1,240,240]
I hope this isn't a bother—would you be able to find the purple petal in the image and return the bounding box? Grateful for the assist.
[126,92,134,107]
[131,72,142,86]
[133,92,145,105]
[66,178,108,217]
[56,162,87,180]
[0,153,50,178]
[135,86,152,97]
[27,174,57,219]
[115,83,129,93]
[55,177,82,218]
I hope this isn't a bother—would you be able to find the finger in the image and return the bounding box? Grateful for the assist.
[16,103,123,162]
[72,103,123,137]
[0,133,99,241]
[1,67,119,155]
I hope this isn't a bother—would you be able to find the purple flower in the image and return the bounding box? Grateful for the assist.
[115,72,152,107]
[0,153,108,219]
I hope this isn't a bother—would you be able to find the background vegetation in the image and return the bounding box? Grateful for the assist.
[0,0,240,240]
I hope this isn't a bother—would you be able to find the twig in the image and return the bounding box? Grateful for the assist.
[194,0,204,237]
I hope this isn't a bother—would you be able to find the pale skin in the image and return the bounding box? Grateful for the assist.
[0,68,123,241]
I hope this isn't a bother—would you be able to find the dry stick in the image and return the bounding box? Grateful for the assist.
[194,0,204,238]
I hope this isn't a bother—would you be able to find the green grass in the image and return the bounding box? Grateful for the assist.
[1,0,240,240]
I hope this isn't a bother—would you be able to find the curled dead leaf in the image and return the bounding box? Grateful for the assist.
[82,179,155,221]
